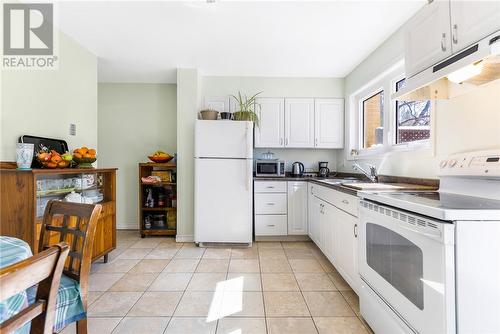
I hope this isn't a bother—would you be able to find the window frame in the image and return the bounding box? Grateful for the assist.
[359,88,385,151]
[390,74,433,150]
[347,60,435,161]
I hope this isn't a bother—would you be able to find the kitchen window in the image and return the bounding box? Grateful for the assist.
[348,60,434,160]
[395,78,431,144]
[362,91,384,149]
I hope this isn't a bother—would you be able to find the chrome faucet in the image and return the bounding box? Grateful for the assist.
[352,162,378,183]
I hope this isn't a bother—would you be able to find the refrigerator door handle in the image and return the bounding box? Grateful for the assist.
[246,159,252,191]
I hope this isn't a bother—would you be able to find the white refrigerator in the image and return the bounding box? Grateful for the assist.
[194,120,253,245]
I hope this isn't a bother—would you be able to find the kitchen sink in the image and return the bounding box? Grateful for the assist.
[317,178,361,186]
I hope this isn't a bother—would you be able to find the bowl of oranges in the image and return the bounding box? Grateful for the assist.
[73,147,97,168]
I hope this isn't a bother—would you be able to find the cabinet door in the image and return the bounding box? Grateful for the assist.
[321,201,336,262]
[450,0,500,53]
[308,186,321,245]
[255,98,284,148]
[334,207,358,291]
[204,96,230,113]
[405,0,452,78]
[287,181,308,235]
[284,98,315,148]
[314,99,344,149]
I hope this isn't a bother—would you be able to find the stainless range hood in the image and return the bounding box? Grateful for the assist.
[393,30,500,101]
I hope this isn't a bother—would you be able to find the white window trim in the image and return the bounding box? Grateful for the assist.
[346,59,435,161]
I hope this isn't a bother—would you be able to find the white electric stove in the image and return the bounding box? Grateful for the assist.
[357,149,500,334]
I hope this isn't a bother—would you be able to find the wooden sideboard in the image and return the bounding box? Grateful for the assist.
[0,165,117,262]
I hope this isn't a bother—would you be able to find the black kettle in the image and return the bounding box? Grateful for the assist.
[291,161,305,177]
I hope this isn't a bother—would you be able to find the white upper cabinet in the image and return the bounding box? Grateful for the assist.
[450,0,500,53]
[204,96,230,113]
[284,99,315,148]
[287,181,308,235]
[314,99,344,149]
[254,98,284,148]
[405,0,452,78]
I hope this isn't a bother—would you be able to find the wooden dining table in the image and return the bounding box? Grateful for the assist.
[0,235,87,333]
[0,236,33,334]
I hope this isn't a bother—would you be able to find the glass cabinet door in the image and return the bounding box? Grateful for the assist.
[36,172,105,218]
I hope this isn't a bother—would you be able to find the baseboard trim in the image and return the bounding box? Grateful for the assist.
[117,223,139,230]
[176,235,194,243]
[255,235,311,242]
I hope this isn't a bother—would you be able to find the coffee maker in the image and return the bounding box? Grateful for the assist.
[318,161,330,178]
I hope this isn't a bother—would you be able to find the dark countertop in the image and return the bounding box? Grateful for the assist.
[253,174,360,196]
[253,172,439,197]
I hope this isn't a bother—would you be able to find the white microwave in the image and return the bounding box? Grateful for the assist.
[255,160,285,177]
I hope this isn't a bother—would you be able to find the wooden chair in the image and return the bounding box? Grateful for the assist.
[38,201,102,334]
[0,243,70,334]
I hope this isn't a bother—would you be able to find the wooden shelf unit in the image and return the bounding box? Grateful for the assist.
[0,165,117,263]
[139,162,177,238]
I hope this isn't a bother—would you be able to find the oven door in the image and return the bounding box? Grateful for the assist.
[358,200,455,334]
[256,162,278,176]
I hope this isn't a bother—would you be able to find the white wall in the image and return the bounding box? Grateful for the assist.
[1,31,97,160]
[176,69,200,241]
[201,76,344,171]
[98,83,177,229]
[337,26,500,178]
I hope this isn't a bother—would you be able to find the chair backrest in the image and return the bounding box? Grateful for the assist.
[0,243,70,334]
[38,200,102,307]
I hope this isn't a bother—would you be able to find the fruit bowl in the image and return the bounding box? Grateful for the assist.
[39,160,71,169]
[73,157,97,168]
[148,155,173,163]
[37,150,71,169]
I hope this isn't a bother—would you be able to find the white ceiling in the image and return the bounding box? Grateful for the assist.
[56,1,425,83]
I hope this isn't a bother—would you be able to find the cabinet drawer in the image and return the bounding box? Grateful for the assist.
[255,193,287,214]
[310,183,358,217]
[254,181,287,193]
[255,215,288,236]
[333,192,358,217]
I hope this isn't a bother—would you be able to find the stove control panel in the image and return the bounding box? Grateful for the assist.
[439,150,500,177]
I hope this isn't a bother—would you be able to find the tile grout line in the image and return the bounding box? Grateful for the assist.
[160,242,201,333]
[285,245,320,334]
[113,239,179,333]
[256,241,269,334]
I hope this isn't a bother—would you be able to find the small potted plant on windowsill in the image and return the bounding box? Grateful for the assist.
[231,91,261,126]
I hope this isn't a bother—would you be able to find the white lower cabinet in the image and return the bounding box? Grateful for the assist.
[255,215,288,236]
[255,180,310,237]
[333,206,358,290]
[287,181,308,235]
[308,183,321,244]
[308,183,359,291]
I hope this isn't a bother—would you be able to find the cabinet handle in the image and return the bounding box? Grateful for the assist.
[315,138,318,146]
[267,224,276,227]
[266,186,275,189]
[266,203,275,206]
[342,199,349,205]
[285,138,288,146]
[452,24,458,44]
[354,224,358,238]
[441,33,447,52]
[280,138,283,146]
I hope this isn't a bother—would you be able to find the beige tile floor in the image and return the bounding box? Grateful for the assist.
[60,230,372,334]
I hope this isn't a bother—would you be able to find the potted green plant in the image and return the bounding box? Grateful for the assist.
[231,91,261,126]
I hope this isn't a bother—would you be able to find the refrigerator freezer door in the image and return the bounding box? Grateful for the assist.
[195,120,253,159]
[195,158,253,243]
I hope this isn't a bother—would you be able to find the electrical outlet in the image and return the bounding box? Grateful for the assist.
[69,123,76,136]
